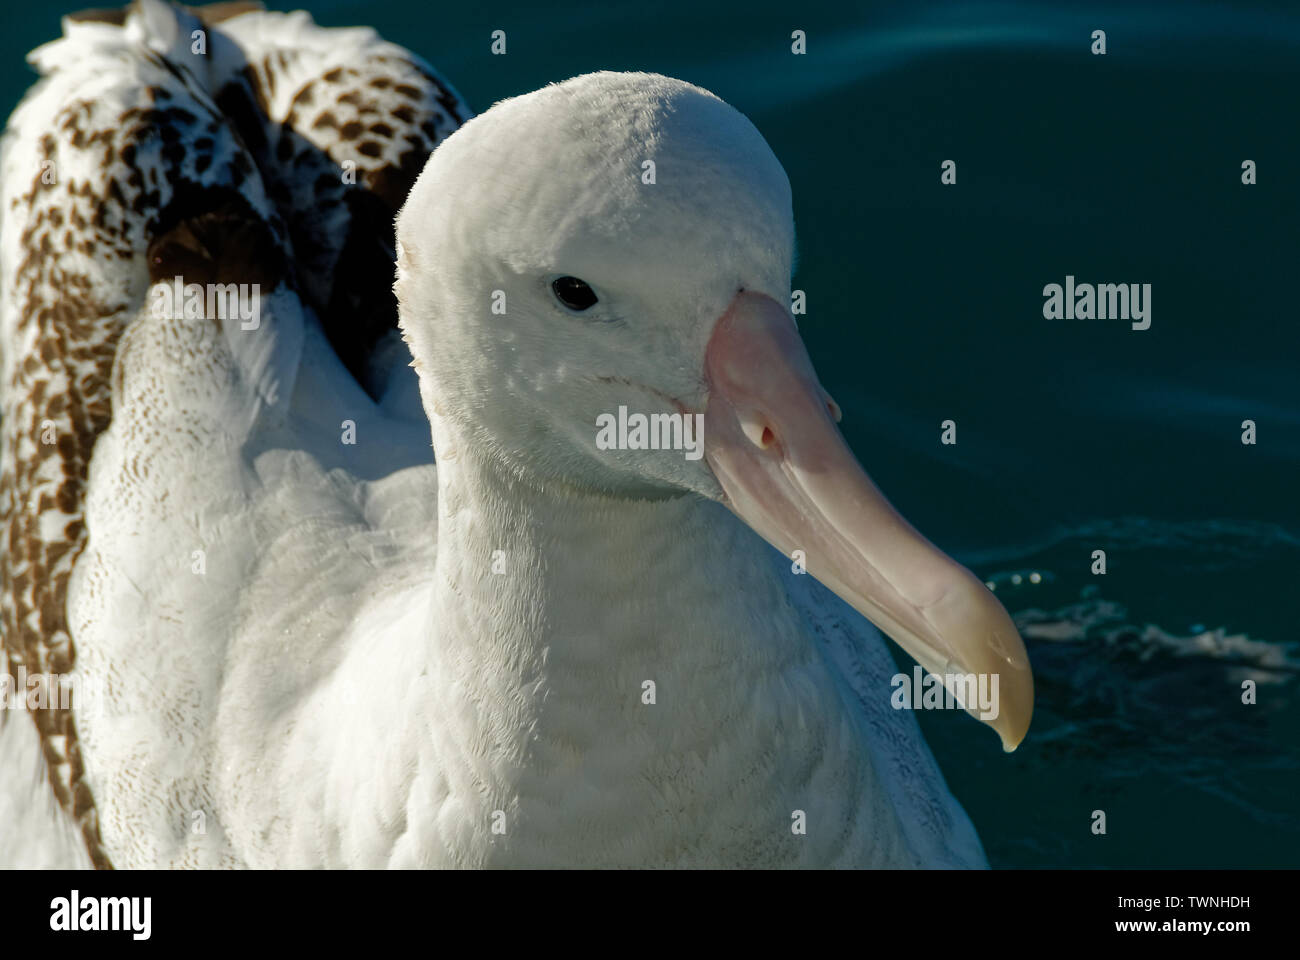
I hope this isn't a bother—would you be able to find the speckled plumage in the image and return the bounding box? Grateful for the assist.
[201,6,470,388]
[0,0,468,869]
[3,8,992,871]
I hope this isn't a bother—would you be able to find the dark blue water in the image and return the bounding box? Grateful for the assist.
[3,0,1296,866]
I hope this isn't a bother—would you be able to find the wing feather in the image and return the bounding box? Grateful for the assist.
[206,5,471,394]
[0,2,295,869]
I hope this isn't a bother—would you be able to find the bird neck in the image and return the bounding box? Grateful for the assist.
[411,416,892,865]
[426,415,805,687]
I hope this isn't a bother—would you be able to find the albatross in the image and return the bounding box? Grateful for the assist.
[0,0,1031,869]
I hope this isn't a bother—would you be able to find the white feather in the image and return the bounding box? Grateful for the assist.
[3,5,986,869]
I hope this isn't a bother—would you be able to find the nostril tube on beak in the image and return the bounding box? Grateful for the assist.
[739,411,776,449]
[821,390,842,423]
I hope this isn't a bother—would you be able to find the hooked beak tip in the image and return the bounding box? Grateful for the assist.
[701,290,1035,749]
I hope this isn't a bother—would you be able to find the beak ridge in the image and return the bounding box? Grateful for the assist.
[702,292,1033,750]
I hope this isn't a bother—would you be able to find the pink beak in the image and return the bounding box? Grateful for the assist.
[703,292,1033,751]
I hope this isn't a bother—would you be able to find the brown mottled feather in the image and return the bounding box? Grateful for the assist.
[210,11,471,391]
[0,9,288,870]
[3,1,470,868]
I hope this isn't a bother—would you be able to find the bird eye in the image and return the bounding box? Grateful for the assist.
[551,276,598,311]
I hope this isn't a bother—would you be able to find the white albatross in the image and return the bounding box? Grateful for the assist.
[0,1,1031,869]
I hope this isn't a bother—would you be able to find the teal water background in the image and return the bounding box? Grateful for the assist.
[2,0,1297,867]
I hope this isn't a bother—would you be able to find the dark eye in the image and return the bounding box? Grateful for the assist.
[551,276,598,311]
